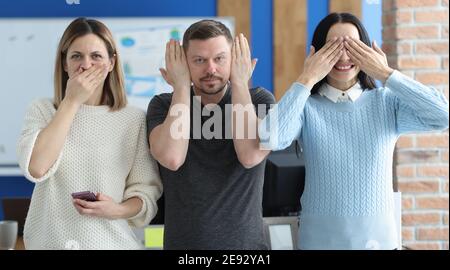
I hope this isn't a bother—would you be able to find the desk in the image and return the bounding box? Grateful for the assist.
[15,236,24,250]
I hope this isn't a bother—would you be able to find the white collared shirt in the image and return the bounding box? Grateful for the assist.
[319,82,363,103]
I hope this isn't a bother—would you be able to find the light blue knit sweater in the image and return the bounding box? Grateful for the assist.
[259,70,449,250]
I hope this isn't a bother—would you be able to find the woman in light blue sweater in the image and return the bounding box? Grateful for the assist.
[259,13,449,250]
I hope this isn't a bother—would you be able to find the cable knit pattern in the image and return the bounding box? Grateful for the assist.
[259,71,449,249]
[16,99,163,250]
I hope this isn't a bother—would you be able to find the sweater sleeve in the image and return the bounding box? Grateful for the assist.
[385,70,449,134]
[258,82,311,150]
[16,99,64,183]
[123,115,163,228]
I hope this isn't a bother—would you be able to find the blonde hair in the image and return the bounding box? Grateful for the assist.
[54,17,127,110]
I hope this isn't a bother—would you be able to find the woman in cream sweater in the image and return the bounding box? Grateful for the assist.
[16,18,162,250]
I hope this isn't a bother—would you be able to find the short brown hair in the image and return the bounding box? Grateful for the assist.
[54,17,127,110]
[182,19,233,51]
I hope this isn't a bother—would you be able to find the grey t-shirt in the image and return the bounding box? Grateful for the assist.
[146,85,275,250]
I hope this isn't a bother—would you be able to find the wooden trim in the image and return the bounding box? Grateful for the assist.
[329,0,362,19]
[217,0,251,40]
[273,0,307,101]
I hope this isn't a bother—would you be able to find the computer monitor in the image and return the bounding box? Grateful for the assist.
[262,141,305,217]
[1,197,30,236]
[150,142,306,225]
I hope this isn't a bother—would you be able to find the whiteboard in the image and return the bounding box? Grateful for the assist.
[0,17,234,168]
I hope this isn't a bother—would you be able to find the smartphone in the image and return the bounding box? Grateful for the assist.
[71,191,98,202]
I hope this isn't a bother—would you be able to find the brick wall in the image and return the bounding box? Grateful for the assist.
[383,0,449,250]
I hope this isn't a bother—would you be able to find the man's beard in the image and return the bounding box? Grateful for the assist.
[195,75,228,96]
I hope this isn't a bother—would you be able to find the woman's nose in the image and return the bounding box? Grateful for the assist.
[80,56,93,70]
[340,49,351,61]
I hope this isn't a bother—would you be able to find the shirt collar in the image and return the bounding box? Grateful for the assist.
[319,82,363,103]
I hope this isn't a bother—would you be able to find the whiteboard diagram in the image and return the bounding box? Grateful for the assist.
[0,17,234,169]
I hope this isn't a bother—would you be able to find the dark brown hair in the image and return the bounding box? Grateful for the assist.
[182,19,233,51]
[310,13,377,94]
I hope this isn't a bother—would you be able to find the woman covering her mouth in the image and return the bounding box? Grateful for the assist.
[259,12,449,250]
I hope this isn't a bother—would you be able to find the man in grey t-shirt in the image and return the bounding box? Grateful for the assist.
[146,20,275,250]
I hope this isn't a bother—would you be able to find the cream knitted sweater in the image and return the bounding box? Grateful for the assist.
[17,99,162,250]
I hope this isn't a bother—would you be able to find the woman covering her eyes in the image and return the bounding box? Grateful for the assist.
[259,13,449,250]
